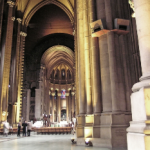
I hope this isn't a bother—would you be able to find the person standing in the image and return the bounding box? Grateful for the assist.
[27,121,32,136]
[22,121,27,136]
[17,122,21,137]
[3,120,9,137]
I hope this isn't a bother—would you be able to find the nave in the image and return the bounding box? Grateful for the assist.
[0,134,126,150]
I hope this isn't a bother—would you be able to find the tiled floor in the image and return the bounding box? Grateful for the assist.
[0,134,127,150]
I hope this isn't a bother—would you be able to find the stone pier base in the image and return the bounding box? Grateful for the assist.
[76,113,131,149]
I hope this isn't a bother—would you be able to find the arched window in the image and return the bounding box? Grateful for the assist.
[61,69,65,80]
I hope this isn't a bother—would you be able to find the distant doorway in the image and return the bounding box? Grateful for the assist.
[61,109,66,121]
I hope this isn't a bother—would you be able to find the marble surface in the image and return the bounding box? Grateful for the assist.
[0,133,127,150]
[0,134,127,150]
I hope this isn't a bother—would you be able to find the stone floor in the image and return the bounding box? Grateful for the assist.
[0,134,127,150]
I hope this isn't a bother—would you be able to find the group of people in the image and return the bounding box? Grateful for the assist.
[2,120,32,137]
[17,121,32,137]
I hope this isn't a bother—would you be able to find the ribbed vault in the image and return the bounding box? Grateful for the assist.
[41,45,74,79]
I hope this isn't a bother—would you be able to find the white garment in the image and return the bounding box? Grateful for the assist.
[3,122,9,134]
[27,122,32,130]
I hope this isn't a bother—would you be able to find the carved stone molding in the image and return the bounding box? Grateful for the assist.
[17,18,22,24]
[128,0,135,18]
[20,31,27,37]
[13,102,17,105]
[52,93,55,96]
[7,1,15,7]
[66,93,69,96]
[58,93,61,97]
[71,92,75,96]
[2,111,8,117]
[11,17,15,21]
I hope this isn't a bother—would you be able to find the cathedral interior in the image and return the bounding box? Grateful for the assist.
[0,0,150,150]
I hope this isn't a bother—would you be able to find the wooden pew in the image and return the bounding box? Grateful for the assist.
[34,126,72,135]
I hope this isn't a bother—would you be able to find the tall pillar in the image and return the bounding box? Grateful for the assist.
[16,31,27,123]
[99,35,112,112]
[77,0,86,115]
[10,18,22,125]
[66,93,69,122]
[0,0,15,122]
[71,92,75,118]
[0,0,4,43]
[45,80,50,115]
[133,0,150,79]
[35,89,41,119]
[12,103,17,125]
[96,0,112,112]
[48,90,51,115]
[119,35,131,111]
[68,92,71,121]
[51,92,55,123]
[107,32,120,112]
[127,0,150,150]
[26,89,30,121]
[74,0,79,116]
[83,0,92,114]
[89,0,101,114]
[57,93,61,122]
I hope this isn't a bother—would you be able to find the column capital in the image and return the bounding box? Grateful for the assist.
[52,93,55,96]
[11,17,15,21]
[20,31,27,37]
[13,102,17,105]
[58,93,61,97]
[128,0,135,17]
[71,92,75,96]
[2,111,8,117]
[40,65,45,69]
[66,93,69,96]
[7,1,15,7]
[17,18,22,24]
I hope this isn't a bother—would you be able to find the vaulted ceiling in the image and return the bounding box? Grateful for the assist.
[16,0,74,25]
[20,0,75,82]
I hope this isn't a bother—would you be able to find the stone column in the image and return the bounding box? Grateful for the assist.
[83,0,92,114]
[35,89,41,119]
[16,31,27,123]
[77,0,86,115]
[0,0,15,122]
[96,0,106,20]
[45,80,50,115]
[74,0,79,116]
[104,0,113,30]
[89,0,101,114]
[12,103,17,125]
[99,35,112,112]
[119,35,131,111]
[107,32,120,112]
[51,92,55,123]
[133,0,150,80]
[10,18,22,113]
[48,90,51,115]
[66,93,69,122]
[26,89,30,121]
[71,92,75,117]
[0,0,4,43]
[127,1,150,150]
[68,92,71,121]
[57,93,61,122]
[96,0,112,113]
